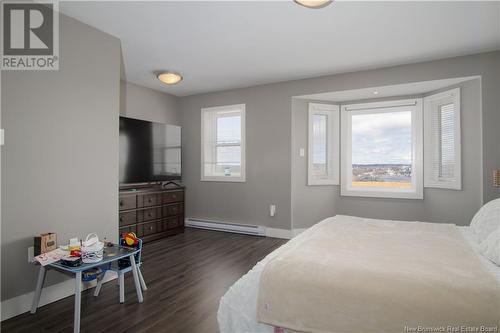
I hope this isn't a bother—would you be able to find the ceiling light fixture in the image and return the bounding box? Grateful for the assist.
[157,72,183,85]
[373,91,379,95]
[294,0,332,9]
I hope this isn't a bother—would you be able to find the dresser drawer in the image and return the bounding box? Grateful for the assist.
[162,203,184,217]
[119,195,137,211]
[162,191,183,204]
[139,221,157,237]
[139,208,158,222]
[119,187,184,243]
[119,225,137,236]
[166,216,181,229]
[156,220,164,233]
[119,211,137,226]
[140,193,159,208]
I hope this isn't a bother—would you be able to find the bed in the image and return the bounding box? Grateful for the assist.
[218,214,500,333]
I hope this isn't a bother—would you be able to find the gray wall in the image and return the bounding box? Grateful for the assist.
[292,79,482,228]
[1,15,121,301]
[180,87,293,229]
[180,52,499,231]
[120,80,181,125]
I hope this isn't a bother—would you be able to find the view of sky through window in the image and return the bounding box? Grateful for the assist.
[216,115,241,166]
[351,111,412,188]
[312,114,328,177]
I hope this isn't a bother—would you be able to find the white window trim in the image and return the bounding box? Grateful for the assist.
[200,104,246,182]
[340,99,424,199]
[423,88,461,190]
[307,103,340,185]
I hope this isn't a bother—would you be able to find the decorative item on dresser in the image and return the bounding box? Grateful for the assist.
[119,186,185,243]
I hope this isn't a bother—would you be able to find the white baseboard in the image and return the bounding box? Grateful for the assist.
[185,218,265,236]
[1,271,117,321]
[185,217,307,240]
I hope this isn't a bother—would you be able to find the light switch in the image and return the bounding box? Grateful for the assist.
[269,205,277,217]
[299,148,305,157]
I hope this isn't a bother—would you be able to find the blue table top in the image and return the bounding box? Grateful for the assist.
[49,245,139,273]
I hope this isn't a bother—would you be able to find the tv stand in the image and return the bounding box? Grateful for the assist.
[119,185,185,243]
[162,180,182,188]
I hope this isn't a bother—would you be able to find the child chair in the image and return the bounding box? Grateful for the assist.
[94,236,147,303]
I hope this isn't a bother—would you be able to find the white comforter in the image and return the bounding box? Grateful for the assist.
[217,216,500,333]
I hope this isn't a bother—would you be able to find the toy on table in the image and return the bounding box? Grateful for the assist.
[122,232,139,246]
[60,256,82,267]
[81,233,104,263]
[60,242,83,267]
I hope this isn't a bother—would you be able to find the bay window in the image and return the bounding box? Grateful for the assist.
[340,99,423,199]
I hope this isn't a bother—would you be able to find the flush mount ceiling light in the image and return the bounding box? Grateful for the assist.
[294,0,332,9]
[157,72,183,85]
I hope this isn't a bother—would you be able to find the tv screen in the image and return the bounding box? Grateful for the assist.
[119,116,181,184]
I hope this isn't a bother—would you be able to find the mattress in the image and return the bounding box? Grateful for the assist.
[217,218,500,333]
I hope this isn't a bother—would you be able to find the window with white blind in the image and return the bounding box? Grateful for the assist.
[201,104,245,182]
[308,103,340,185]
[341,99,423,199]
[423,88,461,190]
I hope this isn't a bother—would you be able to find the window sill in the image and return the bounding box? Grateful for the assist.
[308,180,339,186]
[340,187,423,200]
[201,176,246,183]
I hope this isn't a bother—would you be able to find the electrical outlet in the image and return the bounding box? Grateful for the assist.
[28,246,35,263]
[269,204,277,217]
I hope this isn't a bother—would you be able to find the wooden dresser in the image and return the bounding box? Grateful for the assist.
[119,186,185,243]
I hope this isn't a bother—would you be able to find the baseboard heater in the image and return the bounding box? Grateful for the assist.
[185,218,266,236]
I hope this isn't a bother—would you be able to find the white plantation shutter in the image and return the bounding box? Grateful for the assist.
[438,103,455,179]
[424,88,461,190]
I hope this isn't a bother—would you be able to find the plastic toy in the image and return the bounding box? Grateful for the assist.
[122,232,139,246]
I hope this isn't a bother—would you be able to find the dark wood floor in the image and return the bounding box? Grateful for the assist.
[1,228,286,333]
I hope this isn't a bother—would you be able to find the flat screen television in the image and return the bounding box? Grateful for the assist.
[119,116,181,184]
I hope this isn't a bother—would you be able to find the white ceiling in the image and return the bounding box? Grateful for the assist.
[59,1,500,97]
[295,76,479,102]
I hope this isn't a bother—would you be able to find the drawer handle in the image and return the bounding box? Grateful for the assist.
[149,226,153,231]
[119,200,124,207]
[172,194,177,199]
[148,212,153,217]
[119,216,123,222]
[148,198,153,203]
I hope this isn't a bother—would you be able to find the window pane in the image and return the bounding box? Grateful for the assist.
[439,103,455,179]
[351,111,412,189]
[216,146,241,166]
[217,116,241,144]
[312,114,328,177]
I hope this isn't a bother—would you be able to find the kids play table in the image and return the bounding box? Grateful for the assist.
[31,245,143,333]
